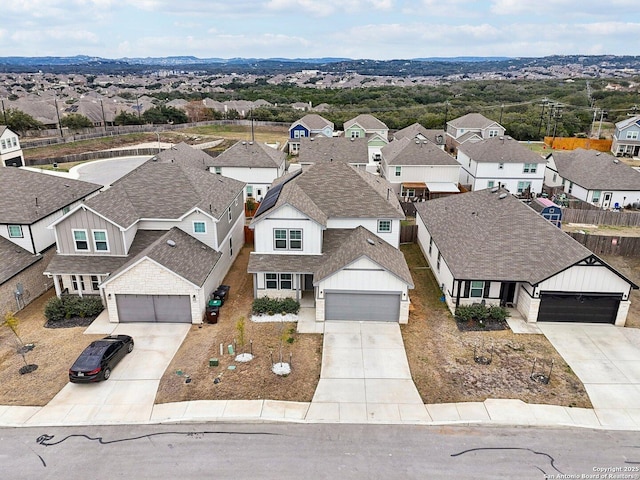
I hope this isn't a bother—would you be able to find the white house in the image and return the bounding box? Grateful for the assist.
[380,136,460,200]
[456,136,546,195]
[0,126,25,167]
[208,140,286,202]
[45,157,246,324]
[247,161,413,323]
[611,115,640,157]
[297,136,369,170]
[393,123,446,150]
[415,188,637,326]
[545,149,640,209]
[445,113,506,153]
[343,114,389,163]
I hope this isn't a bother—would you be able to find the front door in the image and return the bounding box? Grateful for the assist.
[499,282,516,306]
[304,274,314,291]
[602,192,613,209]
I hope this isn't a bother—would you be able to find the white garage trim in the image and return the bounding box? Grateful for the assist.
[324,290,401,322]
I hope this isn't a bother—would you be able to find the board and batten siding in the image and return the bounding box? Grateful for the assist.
[316,257,408,295]
[538,264,633,298]
[54,207,125,255]
[253,204,323,254]
[386,165,460,192]
[216,193,245,249]
[326,218,400,249]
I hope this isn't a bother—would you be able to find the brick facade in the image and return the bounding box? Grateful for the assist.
[0,247,55,315]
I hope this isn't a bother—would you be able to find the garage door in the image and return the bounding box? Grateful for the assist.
[116,294,192,323]
[538,293,620,324]
[325,291,400,322]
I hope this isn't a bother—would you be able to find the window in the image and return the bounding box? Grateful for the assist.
[91,275,100,291]
[517,181,532,194]
[523,163,537,173]
[0,139,5,149]
[498,163,504,170]
[289,230,302,250]
[73,230,89,251]
[246,185,253,197]
[214,167,222,174]
[378,220,391,233]
[552,173,557,182]
[470,281,484,298]
[193,221,206,234]
[626,131,639,140]
[568,182,574,194]
[8,225,23,238]
[229,238,233,257]
[92,230,109,251]
[293,130,306,139]
[62,206,70,215]
[279,273,293,290]
[487,181,495,188]
[592,190,601,203]
[228,207,232,223]
[72,275,85,291]
[266,273,278,289]
[428,237,433,255]
[350,130,361,139]
[489,130,499,137]
[274,229,287,249]
[394,166,401,177]
[436,252,441,271]
[402,186,415,197]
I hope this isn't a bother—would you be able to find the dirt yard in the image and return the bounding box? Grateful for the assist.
[154,245,323,404]
[601,254,640,329]
[400,244,592,408]
[0,290,104,406]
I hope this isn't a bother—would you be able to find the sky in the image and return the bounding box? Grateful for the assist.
[1,0,639,60]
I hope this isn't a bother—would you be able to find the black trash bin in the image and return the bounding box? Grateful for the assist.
[205,306,220,324]
[213,285,230,305]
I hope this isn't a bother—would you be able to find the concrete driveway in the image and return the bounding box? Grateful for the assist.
[539,323,640,427]
[71,155,151,186]
[24,313,189,426]
[308,321,430,423]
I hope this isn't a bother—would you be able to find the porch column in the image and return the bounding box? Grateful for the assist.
[53,274,61,297]
[296,274,301,302]
[75,275,83,298]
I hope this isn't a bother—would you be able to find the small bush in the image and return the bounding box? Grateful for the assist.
[252,296,300,315]
[455,303,509,323]
[44,296,104,322]
[488,305,510,322]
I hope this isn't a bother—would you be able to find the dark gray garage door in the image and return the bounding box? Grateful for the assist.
[325,291,400,322]
[538,293,620,324]
[116,294,192,323]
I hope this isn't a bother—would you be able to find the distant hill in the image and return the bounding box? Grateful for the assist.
[0,54,639,77]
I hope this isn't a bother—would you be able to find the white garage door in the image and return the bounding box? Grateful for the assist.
[325,291,401,322]
[116,294,192,323]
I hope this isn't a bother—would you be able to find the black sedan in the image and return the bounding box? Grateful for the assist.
[69,335,134,383]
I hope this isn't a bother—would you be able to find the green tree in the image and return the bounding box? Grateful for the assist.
[4,108,43,132]
[114,111,142,126]
[142,105,188,125]
[61,113,93,130]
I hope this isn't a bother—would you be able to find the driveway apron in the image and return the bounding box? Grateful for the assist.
[308,321,429,423]
[539,324,640,425]
[24,318,190,426]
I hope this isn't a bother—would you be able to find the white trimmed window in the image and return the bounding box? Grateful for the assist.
[498,163,504,170]
[437,252,441,271]
[470,281,484,298]
[487,181,495,188]
[92,230,109,251]
[8,225,23,238]
[279,273,293,290]
[193,221,206,234]
[428,237,433,255]
[626,131,639,140]
[395,166,401,177]
[228,207,232,223]
[214,167,222,175]
[274,229,287,249]
[274,229,302,250]
[378,220,391,233]
[489,130,499,137]
[592,190,601,203]
[517,181,532,194]
[265,273,292,290]
[523,163,537,173]
[246,185,253,197]
[91,275,100,291]
[350,130,361,139]
[73,229,89,251]
[289,230,302,250]
[266,273,278,289]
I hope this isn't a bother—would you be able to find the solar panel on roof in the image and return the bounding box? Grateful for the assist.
[254,169,303,217]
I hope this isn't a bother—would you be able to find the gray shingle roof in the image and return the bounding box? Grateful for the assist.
[248,227,413,287]
[0,236,41,285]
[344,114,388,131]
[457,136,544,164]
[153,142,214,169]
[615,115,640,130]
[291,114,334,131]
[0,168,101,224]
[210,140,285,168]
[550,149,640,191]
[298,136,368,164]
[415,188,596,285]
[448,113,499,129]
[84,156,245,226]
[393,123,446,145]
[382,137,458,166]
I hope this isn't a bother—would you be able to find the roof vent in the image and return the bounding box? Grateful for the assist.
[491,186,499,193]
[366,238,375,245]
[596,152,601,156]
[498,193,508,200]
[166,240,176,247]
[242,141,246,145]
[613,158,619,164]
[415,140,420,144]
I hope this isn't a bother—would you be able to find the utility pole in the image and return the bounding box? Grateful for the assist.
[443,101,449,130]
[250,108,254,143]
[590,107,599,138]
[54,96,64,138]
[596,109,606,139]
[552,104,563,143]
[499,104,504,124]
[537,98,548,139]
[1,98,6,124]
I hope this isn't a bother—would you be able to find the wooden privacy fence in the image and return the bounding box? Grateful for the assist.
[400,224,418,244]
[26,147,160,166]
[562,209,640,227]
[543,137,612,152]
[567,232,640,256]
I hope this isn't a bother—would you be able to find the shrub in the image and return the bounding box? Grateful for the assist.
[455,303,509,323]
[252,296,300,315]
[44,296,104,322]
[488,305,510,322]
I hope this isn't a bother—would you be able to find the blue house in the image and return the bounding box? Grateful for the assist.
[612,115,640,158]
[531,197,562,227]
[288,114,334,154]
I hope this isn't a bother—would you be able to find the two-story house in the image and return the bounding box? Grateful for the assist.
[456,136,546,195]
[393,123,446,150]
[380,137,461,200]
[343,114,389,163]
[445,113,506,154]
[0,168,101,313]
[297,136,369,170]
[207,140,286,202]
[611,115,640,158]
[0,126,25,167]
[44,158,246,324]
[247,161,413,323]
[288,114,334,154]
[545,149,640,209]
